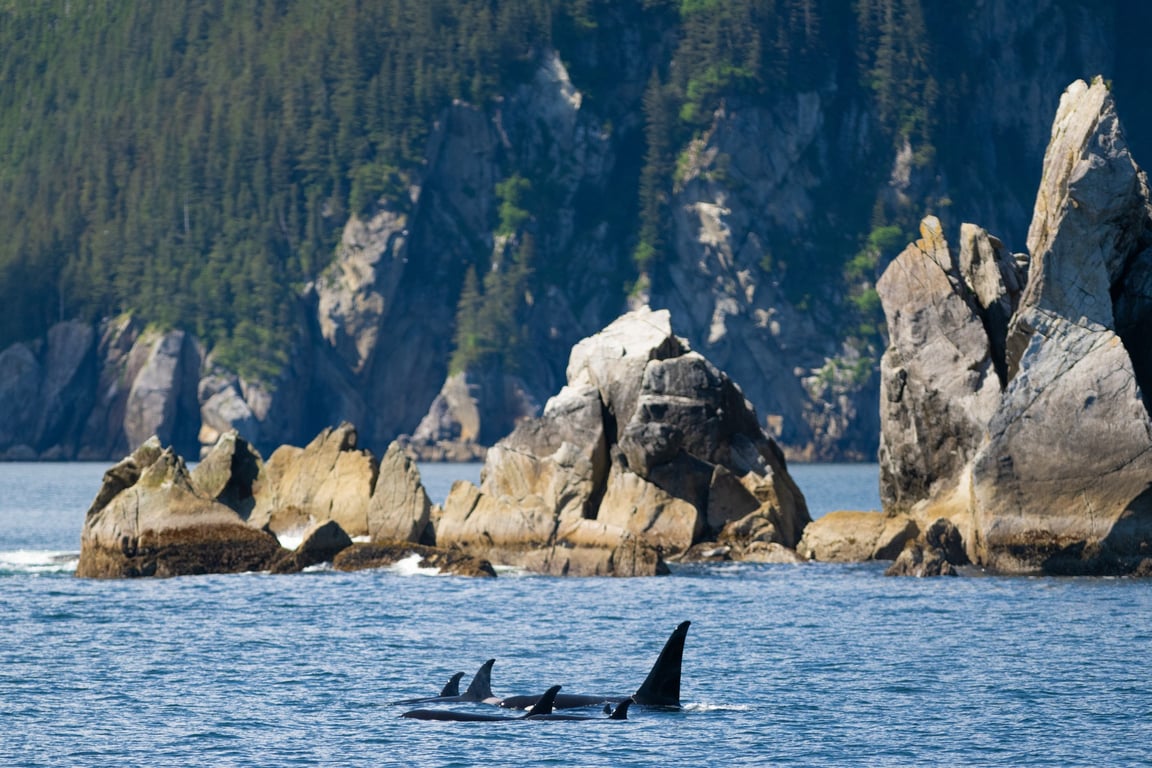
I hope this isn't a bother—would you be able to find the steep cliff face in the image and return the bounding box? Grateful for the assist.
[654,93,879,459]
[0,3,1145,463]
[301,51,625,452]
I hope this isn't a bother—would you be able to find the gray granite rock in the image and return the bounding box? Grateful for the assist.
[76,438,280,578]
[877,78,1152,575]
[437,307,809,574]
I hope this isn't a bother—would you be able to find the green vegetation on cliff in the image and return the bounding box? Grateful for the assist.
[0,0,1142,383]
[0,0,552,374]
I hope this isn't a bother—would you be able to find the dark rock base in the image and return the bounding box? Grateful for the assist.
[75,524,282,578]
[333,542,496,578]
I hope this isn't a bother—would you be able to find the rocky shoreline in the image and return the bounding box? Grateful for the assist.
[74,78,1152,580]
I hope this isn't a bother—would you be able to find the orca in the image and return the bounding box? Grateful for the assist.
[496,620,690,710]
[529,695,632,721]
[391,659,497,705]
[401,685,630,722]
[439,671,465,697]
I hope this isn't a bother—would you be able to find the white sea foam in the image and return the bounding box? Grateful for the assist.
[388,552,440,576]
[0,549,79,574]
[275,526,310,551]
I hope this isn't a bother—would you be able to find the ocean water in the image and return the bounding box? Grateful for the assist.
[1,462,1150,767]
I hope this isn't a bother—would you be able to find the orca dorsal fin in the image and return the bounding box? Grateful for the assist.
[439,672,465,698]
[463,659,496,701]
[609,698,633,720]
[632,621,690,707]
[525,685,562,717]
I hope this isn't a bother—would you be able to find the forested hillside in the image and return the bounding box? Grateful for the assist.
[1,0,1148,461]
[0,0,558,373]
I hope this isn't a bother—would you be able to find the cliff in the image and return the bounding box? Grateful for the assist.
[1,2,1146,462]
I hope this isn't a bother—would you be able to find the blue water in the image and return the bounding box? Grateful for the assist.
[1,462,1149,767]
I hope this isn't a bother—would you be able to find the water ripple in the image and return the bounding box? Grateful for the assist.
[3,464,1151,766]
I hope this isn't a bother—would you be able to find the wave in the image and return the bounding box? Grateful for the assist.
[387,552,446,577]
[0,549,79,575]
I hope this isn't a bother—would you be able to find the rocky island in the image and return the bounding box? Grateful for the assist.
[76,308,809,578]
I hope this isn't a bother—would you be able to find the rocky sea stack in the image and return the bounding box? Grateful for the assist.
[436,307,810,576]
[75,437,282,578]
[877,78,1152,576]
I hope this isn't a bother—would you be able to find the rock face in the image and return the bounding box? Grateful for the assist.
[404,369,538,461]
[877,78,1152,575]
[877,216,1015,516]
[0,320,97,459]
[367,442,434,544]
[122,329,202,457]
[437,307,810,575]
[797,511,916,563]
[249,423,378,540]
[191,430,264,520]
[76,438,282,578]
[655,95,880,461]
[4,10,1138,466]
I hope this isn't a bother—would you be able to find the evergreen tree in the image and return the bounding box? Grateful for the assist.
[635,70,674,271]
[450,266,484,374]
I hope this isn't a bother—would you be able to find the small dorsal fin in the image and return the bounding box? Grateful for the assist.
[439,672,465,698]
[632,621,690,707]
[526,685,562,717]
[463,659,496,701]
[609,698,633,720]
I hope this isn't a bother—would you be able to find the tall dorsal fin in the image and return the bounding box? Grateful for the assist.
[632,621,690,707]
[609,698,633,720]
[526,685,562,717]
[439,672,465,698]
[463,659,496,701]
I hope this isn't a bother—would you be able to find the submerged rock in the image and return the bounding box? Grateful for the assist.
[884,544,957,578]
[437,307,810,575]
[333,541,496,578]
[876,78,1152,575]
[270,520,354,574]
